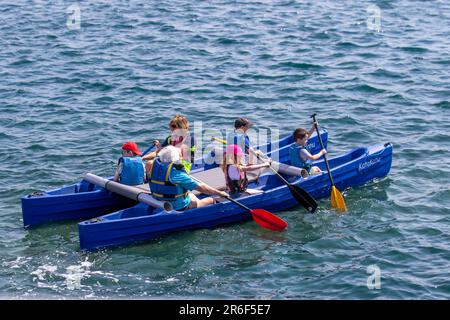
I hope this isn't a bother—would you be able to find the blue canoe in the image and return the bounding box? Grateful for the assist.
[78,142,393,251]
[21,130,328,227]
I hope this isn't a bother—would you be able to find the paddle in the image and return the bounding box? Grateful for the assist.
[190,174,288,232]
[225,196,288,232]
[310,113,348,212]
[211,137,318,213]
[142,142,157,157]
[249,148,318,213]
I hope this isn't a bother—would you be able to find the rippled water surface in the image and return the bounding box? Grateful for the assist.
[1,0,450,299]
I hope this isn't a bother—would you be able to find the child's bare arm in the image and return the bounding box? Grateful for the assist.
[113,166,121,182]
[142,140,162,161]
[308,122,318,137]
[303,149,326,161]
[241,163,270,172]
[310,149,327,161]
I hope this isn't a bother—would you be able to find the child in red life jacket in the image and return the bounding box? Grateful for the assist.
[221,144,270,194]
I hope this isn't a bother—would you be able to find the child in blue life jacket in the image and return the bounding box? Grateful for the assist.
[226,117,267,164]
[289,126,327,176]
[114,141,146,185]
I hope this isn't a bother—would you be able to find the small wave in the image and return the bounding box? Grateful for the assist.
[9,59,34,66]
[336,41,360,49]
[399,46,429,53]
[178,88,213,95]
[0,132,12,140]
[418,133,450,143]
[11,119,46,128]
[159,24,177,33]
[347,84,386,94]
[385,93,410,104]
[188,48,212,56]
[275,61,324,70]
[113,24,134,31]
[121,86,150,94]
[102,66,129,73]
[216,37,239,45]
[310,31,332,40]
[357,52,380,59]
[93,96,115,104]
[434,101,450,109]
[122,86,174,96]
[79,81,114,92]
[429,189,450,203]
[25,143,48,152]
[190,34,208,43]
[258,53,274,60]
[370,68,404,79]
[430,59,450,65]
[59,50,82,57]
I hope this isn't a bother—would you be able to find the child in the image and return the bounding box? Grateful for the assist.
[221,144,270,193]
[114,141,145,185]
[289,126,327,176]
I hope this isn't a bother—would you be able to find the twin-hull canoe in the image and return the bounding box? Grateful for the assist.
[21,130,328,227]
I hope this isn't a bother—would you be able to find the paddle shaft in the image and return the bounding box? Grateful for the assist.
[225,196,252,212]
[142,142,156,157]
[190,168,259,212]
[249,148,290,185]
[311,114,335,186]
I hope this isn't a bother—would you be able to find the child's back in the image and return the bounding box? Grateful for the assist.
[289,143,313,169]
[222,144,269,193]
[118,156,145,185]
[114,141,145,185]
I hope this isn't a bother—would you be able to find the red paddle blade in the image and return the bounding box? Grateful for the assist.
[250,209,288,232]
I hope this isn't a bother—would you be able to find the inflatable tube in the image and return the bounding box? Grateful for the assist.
[83,173,173,211]
[271,161,308,177]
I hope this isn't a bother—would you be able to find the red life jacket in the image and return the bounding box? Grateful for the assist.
[225,164,249,193]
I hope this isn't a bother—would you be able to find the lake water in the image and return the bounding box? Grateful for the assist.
[0,0,449,299]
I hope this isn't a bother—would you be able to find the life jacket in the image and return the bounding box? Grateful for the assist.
[225,164,249,193]
[148,159,189,201]
[226,131,250,155]
[289,144,313,169]
[164,134,197,173]
[119,156,145,185]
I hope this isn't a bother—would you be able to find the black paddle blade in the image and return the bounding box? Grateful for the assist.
[288,184,318,213]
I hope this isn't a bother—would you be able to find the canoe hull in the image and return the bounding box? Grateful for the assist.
[21,186,137,228]
[78,143,393,250]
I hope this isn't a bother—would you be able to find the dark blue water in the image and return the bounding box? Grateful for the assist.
[1,0,449,299]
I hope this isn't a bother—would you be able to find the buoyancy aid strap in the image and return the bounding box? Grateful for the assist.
[152,191,189,199]
[148,161,178,186]
[149,179,172,186]
[165,162,173,182]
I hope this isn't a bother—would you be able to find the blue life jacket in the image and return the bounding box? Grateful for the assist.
[119,156,145,185]
[148,159,189,201]
[289,144,313,169]
[226,131,250,154]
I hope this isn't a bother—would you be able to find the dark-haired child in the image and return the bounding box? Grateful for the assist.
[289,125,326,176]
